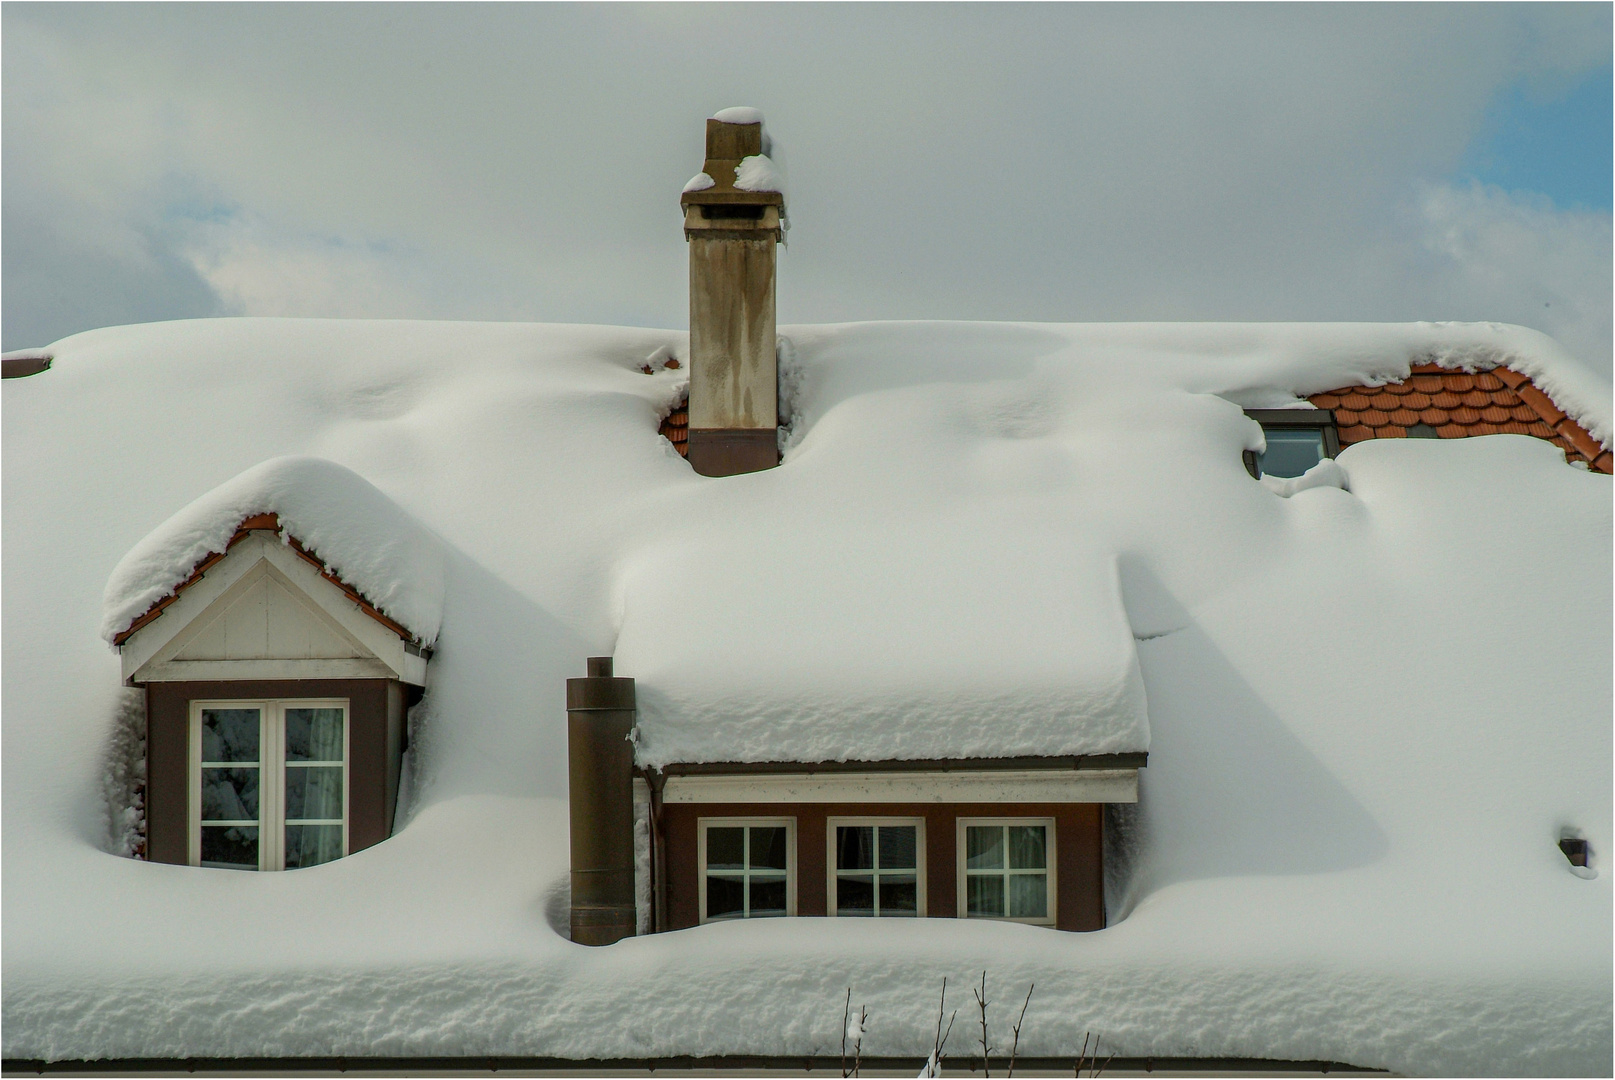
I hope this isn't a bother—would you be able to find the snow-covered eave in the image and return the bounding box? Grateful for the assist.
[112,513,428,651]
[637,751,1150,775]
[1230,321,1610,450]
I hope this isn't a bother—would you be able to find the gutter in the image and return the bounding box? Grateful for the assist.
[1,1055,1389,1076]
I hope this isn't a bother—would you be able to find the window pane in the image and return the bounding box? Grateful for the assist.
[1009,874,1048,919]
[285,708,343,762]
[967,873,1005,917]
[966,826,1004,870]
[837,874,875,915]
[707,827,744,869]
[200,767,259,821]
[706,874,744,919]
[878,826,917,870]
[837,826,874,870]
[201,709,259,762]
[285,766,343,820]
[1258,428,1325,479]
[750,826,788,870]
[200,825,258,869]
[749,875,788,917]
[879,874,918,915]
[1008,826,1047,869]
[285,824,344,869]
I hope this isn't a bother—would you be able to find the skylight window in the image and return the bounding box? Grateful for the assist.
[1243,409,1341,480]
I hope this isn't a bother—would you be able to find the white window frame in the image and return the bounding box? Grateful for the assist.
[956,817,1057,926]
[697,816,797,923]
[826,816,928,917]
[188,698,350,871]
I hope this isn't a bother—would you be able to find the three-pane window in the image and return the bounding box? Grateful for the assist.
[959,819,1056,924]
[829,818,925,917]
[190,700,348,871]
[699,819,794,921]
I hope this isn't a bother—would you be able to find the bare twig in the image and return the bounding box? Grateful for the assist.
[1074,1032,1090,1079]
[841,987,852,1078]
[1007,983,1033,1078]
[973,971,992,1078]
[852,1004,867,1078]
[925,977,957,1077]
[1074,1032,1113,1079]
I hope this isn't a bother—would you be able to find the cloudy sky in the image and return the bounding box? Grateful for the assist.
[4,4,1611,367]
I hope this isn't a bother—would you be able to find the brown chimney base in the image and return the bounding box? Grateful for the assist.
[687,428,781,477]
[567,658,638,946]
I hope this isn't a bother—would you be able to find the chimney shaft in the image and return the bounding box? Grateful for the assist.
[566,656,637,945]
[681,111,785,477]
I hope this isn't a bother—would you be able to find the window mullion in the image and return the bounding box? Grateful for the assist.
[266,702,282,872]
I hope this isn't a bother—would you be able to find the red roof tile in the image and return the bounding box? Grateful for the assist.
[1309,365,1609,474]
[659,403,690,457]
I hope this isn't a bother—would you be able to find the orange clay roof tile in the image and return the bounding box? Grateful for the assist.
[1517,384,1564,425]
[659,402,690,457]
[1558,419,1603,461]
[1309,365,1607,471]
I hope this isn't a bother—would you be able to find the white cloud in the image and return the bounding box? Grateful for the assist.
[180,212,436,320]
[1408,182,1612,366]
[3,4,1609,369]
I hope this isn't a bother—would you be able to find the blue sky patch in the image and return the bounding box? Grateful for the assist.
[1459,66,1613,210]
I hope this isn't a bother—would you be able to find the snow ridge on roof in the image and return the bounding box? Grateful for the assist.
[101,456,446,646]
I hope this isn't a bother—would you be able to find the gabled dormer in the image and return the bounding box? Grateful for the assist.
[104,457,444,873]
[117,513,429,688]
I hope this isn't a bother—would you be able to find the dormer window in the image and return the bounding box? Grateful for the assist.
[1243,409,1341,479]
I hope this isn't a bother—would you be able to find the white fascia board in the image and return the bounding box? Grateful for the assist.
[661,768,1139,805]
[124,532,423,686]
[136,658,399,682]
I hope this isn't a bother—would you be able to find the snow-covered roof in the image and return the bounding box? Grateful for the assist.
[4,317,1609,1074]
[102,455,446,647]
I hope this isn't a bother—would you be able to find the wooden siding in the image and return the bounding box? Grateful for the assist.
[145,679,402,868]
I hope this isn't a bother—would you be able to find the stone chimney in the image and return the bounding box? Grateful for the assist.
[681,108,785,477]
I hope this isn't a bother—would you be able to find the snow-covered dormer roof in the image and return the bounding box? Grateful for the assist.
[104,456,446,657]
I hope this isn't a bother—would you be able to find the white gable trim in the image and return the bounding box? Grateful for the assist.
[122,531,427,686]
[661,768,1139,804]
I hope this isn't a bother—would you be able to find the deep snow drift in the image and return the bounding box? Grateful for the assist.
[3,318,1610,1075]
